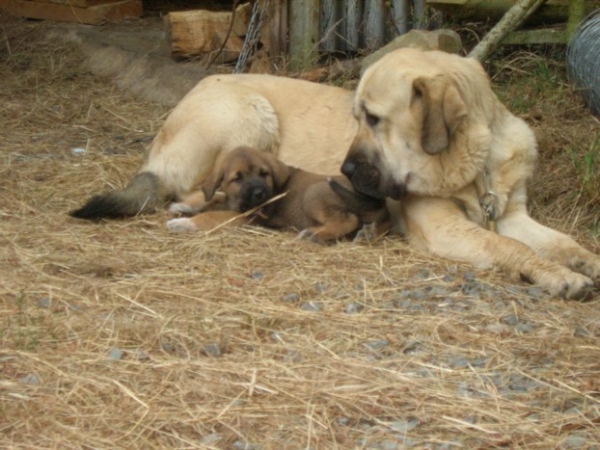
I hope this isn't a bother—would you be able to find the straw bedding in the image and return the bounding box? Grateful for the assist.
[1,15,600,449]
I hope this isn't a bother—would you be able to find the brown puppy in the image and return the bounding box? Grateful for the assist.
[166,147,391,241]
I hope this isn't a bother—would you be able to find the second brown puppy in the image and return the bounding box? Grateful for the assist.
[166,146,391,241]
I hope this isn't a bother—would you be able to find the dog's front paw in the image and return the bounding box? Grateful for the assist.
[480,192,498,222]
[166,217,198,232]
[569,257,600,285]
[545,271,594,301]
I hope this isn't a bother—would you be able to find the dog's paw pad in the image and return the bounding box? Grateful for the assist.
[354,223,377,243]
[166,218,198,232]
[168,202,195,215]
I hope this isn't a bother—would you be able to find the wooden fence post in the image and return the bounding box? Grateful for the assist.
[391,0,410,35]
[341,0,363,51]
[364,0,385,49]
[289,0,321,70]
[320,0,339,51]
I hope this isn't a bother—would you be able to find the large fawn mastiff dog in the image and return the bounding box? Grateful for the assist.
[70,48,600,299]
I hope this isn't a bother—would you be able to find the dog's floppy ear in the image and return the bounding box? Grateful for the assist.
[201,165,225,201]
[262,153,291,191]
[413,76,468,155]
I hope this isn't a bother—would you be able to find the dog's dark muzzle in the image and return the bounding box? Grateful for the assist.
[239,178,272,212]
[341,157,407,200]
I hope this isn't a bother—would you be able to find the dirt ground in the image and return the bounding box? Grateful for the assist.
[1,13,600,450]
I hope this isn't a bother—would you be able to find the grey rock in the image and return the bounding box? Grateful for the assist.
[561,433,589,449]
[251,271,264,280]
[314,282,328,293]
[415,269,430,279]
[200,433,223,445]
[20,373,40,385]
[37,298,51,308]
[389,418,419,433]
[345,301,364,314]
[281,292,300,303]
[363,339,389,352]
[300,301,323,312]
[515,322,534,334]
[574,326,590,337]
[502,314,519,326]
[203,343,222,357]
[108,347,124,361]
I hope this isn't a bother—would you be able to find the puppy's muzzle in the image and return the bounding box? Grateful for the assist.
[239,178,272,212]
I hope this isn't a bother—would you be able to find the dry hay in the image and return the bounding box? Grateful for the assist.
[1,16,600,450]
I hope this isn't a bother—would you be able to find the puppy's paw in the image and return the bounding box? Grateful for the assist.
[168,202,196,215]
[166,217,198,232]
[297,229,323,243]
[480,192,498,222]
[354,223,377,243]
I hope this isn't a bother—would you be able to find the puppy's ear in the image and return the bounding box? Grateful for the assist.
[201,166,225,201]
[413,76,467,155]
[263,153,291,191]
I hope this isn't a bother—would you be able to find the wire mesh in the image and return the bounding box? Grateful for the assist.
[567,10,600,115]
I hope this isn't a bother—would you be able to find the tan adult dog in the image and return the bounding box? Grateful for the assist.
[341,48,600,299]
[70,48,600,298]
[166,146,391,241]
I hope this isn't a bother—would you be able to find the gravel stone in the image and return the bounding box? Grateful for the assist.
[502,314,519,326]
[203,343,222,357]
[108,347,124,361]
[515,322,534,334]
[281,292,300,303]
[250,271,264,280]
[561,433,589,449]
[389,418,419,433]
[20,373,40,385]
[37,298,51,308]
[345,301,364,314]
[200,433,222,445]
[415,269,430,279]
[314,282,328,293]
[363,339,389,352]
[300,301,323,312]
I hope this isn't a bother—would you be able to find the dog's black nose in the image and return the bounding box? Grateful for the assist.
[251,186,266,200]
[341,160,356,177]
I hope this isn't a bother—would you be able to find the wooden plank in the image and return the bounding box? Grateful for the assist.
[289,0,320,70]
[265,0,288,59]
[28,0,127,7]
[166,9,246,60]
[0,0,142,24]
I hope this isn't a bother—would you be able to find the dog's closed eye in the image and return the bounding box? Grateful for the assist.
[232,171,243,182]
[259,168,270,178]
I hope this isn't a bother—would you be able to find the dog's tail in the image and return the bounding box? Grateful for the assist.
[328,177,385,212]
[69,172,170,220]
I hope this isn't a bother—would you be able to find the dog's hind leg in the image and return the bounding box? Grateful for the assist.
[298,213,360,242]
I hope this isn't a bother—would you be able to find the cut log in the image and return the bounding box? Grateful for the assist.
[165,7,250,61]
[0,0,142,24]
[468,0,547,62]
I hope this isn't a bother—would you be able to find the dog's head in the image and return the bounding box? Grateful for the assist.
[202,146,291,212]
[342,48,482,199]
